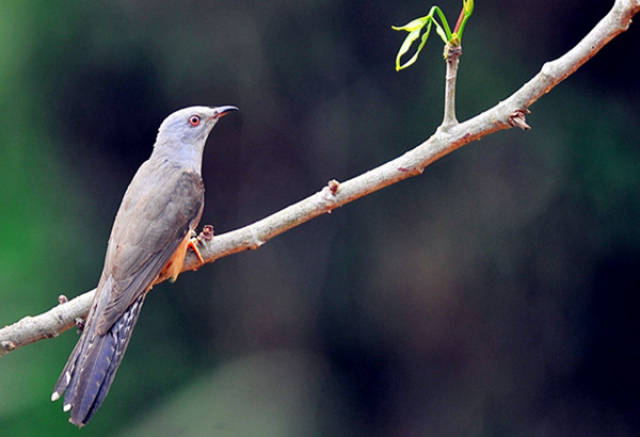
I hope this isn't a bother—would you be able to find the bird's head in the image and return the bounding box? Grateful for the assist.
[157,105,238,145]
[153,105,238,171]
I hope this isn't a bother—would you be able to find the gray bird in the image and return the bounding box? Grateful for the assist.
[51,105,238,426]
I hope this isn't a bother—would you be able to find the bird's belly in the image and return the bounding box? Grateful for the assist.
[154,232,191,285]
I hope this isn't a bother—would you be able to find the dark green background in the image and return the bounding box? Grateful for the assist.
[1,1,639,435]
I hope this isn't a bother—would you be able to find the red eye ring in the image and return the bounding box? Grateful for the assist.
[189,115,201,127]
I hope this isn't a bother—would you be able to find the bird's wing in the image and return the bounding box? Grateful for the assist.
[95,162,204,335]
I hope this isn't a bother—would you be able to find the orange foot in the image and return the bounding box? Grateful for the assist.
[187,238,205,265]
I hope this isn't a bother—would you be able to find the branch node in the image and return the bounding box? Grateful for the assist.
[509,109,532,130]
[541,61,555,78]
[197,225,215,242]
[249,227,265,249]
[445,44,462,61]
[1,340,16,351]
[328,179,340,195]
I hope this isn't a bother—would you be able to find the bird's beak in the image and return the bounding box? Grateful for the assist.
[211,105,239,119]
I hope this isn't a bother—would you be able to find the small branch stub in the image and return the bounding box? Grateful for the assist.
[328,179,340,195]
[197,225,215,242]
[1,340,16,351]
[509,109,532,130]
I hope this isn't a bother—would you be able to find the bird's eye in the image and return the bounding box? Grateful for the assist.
[189,115,201,127]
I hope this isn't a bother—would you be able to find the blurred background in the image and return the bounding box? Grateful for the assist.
[1,1,639,435]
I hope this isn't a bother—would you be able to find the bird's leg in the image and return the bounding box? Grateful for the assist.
[187,230,205,265]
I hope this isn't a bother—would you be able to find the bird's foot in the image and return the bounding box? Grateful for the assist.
[187,225,214,266]
[187,238,205,265]
[74,317,85,333]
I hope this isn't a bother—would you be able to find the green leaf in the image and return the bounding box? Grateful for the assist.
[395,20,433,71]
[431,6,453,41]
[391,3,469,71]
[433,19,447,43]
[391,17,427,32]
[394,28,421,71]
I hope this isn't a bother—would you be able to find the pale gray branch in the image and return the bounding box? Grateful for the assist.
[441,44,462,129]
[1,0,638,358]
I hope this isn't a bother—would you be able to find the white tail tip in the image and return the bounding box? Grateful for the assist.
[63,403,72,412]
[51,392,60,402]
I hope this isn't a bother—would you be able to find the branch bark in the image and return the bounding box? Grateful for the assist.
[2,0,639,358]
[441,43,462,129]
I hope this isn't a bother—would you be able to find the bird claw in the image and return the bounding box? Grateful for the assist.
[74,318,85,333]
[187,225,214,266]
[187,238,205,265]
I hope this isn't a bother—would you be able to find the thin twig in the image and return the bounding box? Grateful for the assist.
[1,0,639,358]
[441,43,462,129]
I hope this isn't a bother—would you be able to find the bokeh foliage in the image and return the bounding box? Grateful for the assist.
[1,1,639,435]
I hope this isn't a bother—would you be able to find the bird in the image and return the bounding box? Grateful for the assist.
[51,105,238,426]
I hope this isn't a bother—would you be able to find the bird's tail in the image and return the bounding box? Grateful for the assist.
[52,283,146,427]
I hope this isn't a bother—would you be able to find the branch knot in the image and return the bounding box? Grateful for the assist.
[509,109,532,130]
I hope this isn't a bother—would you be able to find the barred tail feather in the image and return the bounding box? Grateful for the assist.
[51,276,113,403]
[72,293,146,425]
[51,279,146,427]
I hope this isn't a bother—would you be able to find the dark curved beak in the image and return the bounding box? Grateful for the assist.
[211,105,239,119]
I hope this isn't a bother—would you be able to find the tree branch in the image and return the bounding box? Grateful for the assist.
[1,0,638,358]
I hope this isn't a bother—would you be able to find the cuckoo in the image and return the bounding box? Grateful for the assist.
[51,105,238,426]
